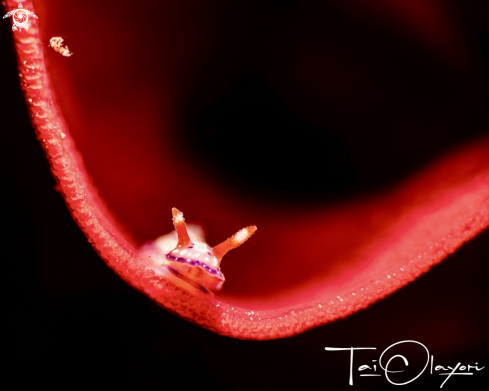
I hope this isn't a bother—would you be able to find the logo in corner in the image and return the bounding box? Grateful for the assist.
[3,3,38,32]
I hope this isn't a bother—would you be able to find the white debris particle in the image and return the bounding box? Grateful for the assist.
[49,37,73,57]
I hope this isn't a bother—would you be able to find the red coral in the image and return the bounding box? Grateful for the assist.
[4,0,489,345]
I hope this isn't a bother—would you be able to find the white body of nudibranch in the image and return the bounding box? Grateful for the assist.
[141,208,256,295]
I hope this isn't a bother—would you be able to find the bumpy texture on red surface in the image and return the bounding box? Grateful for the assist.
[7,0,489,339]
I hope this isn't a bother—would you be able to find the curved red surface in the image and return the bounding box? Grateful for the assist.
[6,0,489,339]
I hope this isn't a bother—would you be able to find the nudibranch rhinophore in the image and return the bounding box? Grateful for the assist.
[141,208,256,295]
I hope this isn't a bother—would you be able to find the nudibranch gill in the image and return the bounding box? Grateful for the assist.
[141,208,256,295]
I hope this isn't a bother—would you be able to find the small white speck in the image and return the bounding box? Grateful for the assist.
[318,304,322,308]
[50,37,73,57]
[205,257,209,261]
[172,249,179,253]
[180,250,187,255]
[187,259,191,262]
[195,253,200,257]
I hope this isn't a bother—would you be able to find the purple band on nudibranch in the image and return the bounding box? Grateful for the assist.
[166,254,224,279]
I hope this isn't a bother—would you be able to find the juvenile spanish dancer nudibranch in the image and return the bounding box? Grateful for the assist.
[141,208,256,296]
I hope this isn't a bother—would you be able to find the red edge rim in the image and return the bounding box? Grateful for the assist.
[8,0,489,340]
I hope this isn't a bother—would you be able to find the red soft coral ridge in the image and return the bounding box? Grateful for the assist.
[7,0,489,339]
